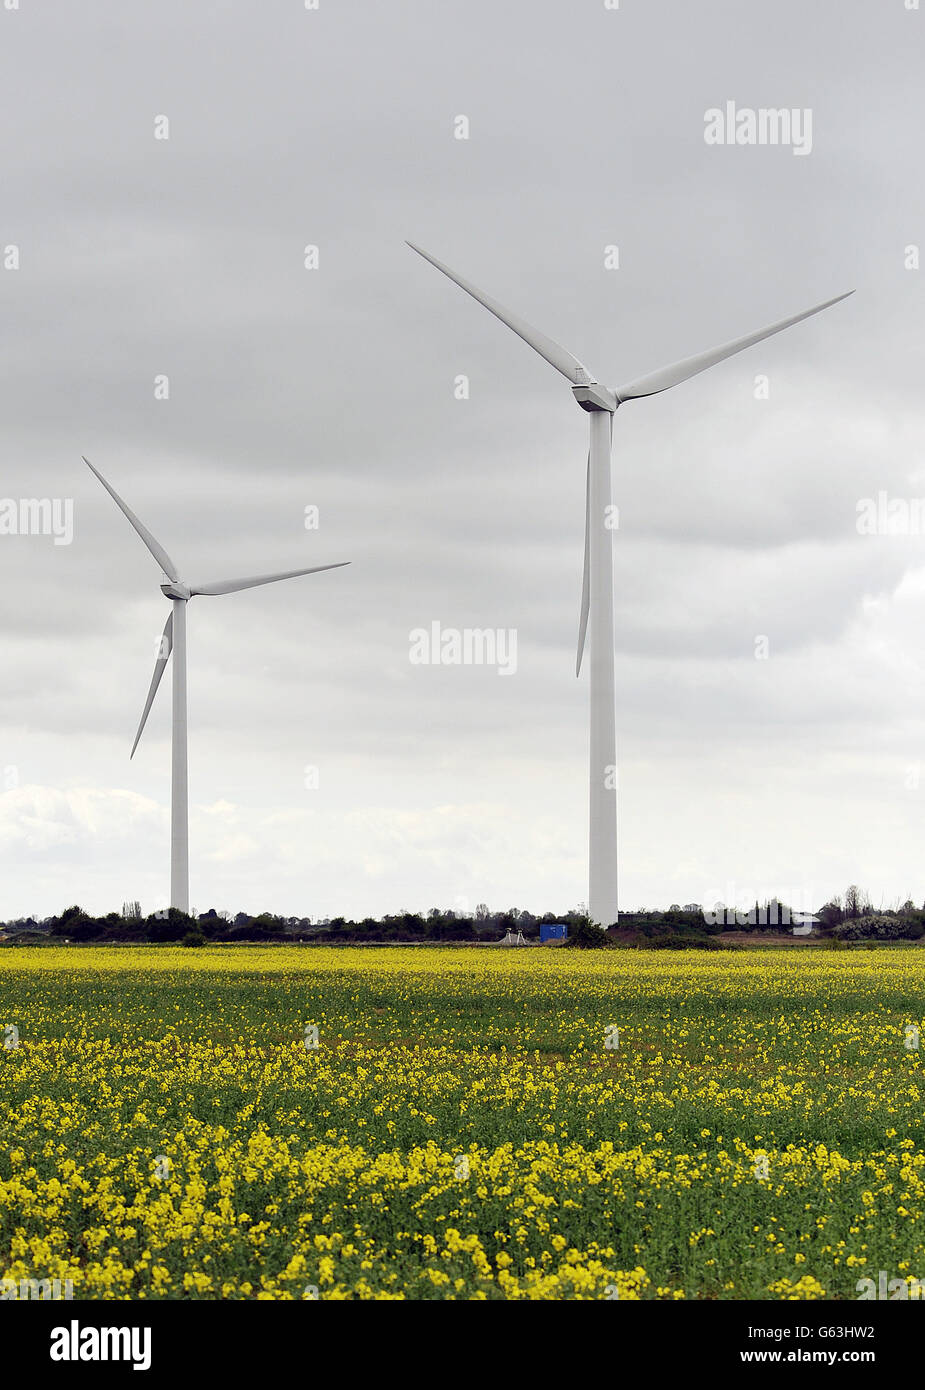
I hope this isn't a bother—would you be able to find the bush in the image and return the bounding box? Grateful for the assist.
[872,914,906,938]
[143,908,197,942]
[566,919,614,950]
[834,914,918,942]
[181,929,206,948]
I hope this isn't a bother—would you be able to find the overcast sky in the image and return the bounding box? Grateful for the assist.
[1,0,923,921]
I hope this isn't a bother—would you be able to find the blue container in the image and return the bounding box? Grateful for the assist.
[540,923,568,943]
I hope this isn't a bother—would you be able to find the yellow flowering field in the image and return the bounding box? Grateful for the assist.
[0,945,923,1300]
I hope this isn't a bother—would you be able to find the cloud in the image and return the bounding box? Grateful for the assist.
[0,0,922,917]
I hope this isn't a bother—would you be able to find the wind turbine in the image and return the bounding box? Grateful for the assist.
[83,456,348,913]
[407,242,853,927]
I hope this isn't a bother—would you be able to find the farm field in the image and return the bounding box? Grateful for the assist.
[0,945,923,1300]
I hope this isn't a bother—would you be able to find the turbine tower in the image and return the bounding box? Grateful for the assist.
[407,243,852,927]
[84,457,348,913]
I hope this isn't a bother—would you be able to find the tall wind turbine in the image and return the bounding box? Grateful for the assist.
[407,242,852,927]
[84,457,348,913]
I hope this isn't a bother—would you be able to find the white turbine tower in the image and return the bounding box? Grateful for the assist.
[84,456,348,914]
[408,243,853,927]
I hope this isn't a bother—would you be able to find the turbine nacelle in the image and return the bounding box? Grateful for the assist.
[572,383,618,413]
[84,455,349,766]
[161,581,191,601]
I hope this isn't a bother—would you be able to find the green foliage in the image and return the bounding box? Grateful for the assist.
[835,914,923,942]
[566,919,614,949]
[18,892,925,949]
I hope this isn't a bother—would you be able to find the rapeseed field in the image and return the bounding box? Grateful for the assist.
[0,946,922,1300]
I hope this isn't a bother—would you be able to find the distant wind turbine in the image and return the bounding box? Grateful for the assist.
[407,242,853,927]
[83,456,349,913]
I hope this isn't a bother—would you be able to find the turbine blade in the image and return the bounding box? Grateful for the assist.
[189,561,350,597]
[407,241,594,385]
[613,290,854,402]
[83,456,179,582]
[131,612,173,759]
[577,451,590,677]
[576,417,613,676]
